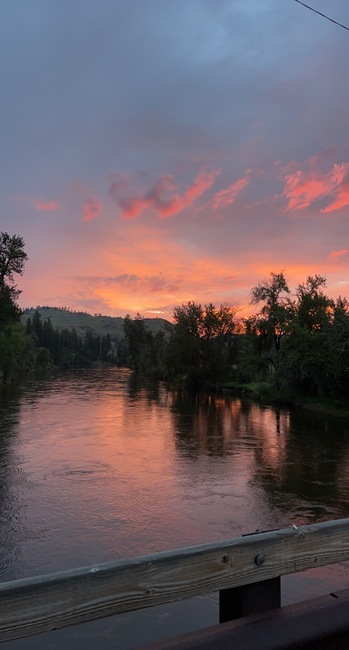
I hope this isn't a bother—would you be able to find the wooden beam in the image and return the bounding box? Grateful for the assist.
[219,577,281,622]
[141,587,349,649]
[1,518,349,642]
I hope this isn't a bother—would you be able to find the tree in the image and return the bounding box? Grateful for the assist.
[0,232,28,331]
[166,301,236,383]
[0,284,22,330]
[0,233,31,383]
[123,314,151,372]
[295,275,333,332]
[250,272,292,353]
[0,232,28,285]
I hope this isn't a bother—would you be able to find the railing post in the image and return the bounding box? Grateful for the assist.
[219,576,281,623]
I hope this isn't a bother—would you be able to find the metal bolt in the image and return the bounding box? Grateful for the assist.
[255,554,265,566]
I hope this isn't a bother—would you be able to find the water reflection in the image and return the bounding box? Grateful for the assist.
[126,372,162,405]
[171,389,253,459]
[2,371,349,648]
[0,387,27,577]
[1,370,349,578]
[251,408,349,523]
[169,388,349,523]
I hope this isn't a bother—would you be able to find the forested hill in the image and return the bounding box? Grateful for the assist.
[21,307,169,340]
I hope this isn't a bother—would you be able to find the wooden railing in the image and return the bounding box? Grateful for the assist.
[1,517,349,643]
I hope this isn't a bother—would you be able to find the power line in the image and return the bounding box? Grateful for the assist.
[293,0,349,32]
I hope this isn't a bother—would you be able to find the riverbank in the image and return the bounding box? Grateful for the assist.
[220,379,349,418]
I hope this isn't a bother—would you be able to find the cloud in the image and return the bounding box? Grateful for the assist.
[144,309,165,314]
[322,166,349,213]
[73,272,181,295]
[108,172,130,195]
[110,168,220,219]
[329,249,349,259]
[32,199,59,211]
[82,196,102,221]
[282,159,349,212]
[212,170,251,209]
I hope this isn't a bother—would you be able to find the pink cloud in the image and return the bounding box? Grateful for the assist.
[282,160,349,212]
[111,168,220,219]
[322,166,349,212]
[212,170,251,209]
[32,199,59,211]
[329,249,349,259]
[82,196,102,221]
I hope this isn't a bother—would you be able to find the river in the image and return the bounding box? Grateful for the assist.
[1,367,349,648]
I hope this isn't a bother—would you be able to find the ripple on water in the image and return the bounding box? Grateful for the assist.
[52,463,110,482]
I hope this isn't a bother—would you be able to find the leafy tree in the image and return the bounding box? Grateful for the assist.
[295,275,333,332]
[0,233,29,383]
[0,232,27,285]
[100,333,112,362]
[0,233,28,332]
[250,272,291,353]
[326,297,349,398]
[274,326,333,398]
[0,323,36,383]
[166,301,236,384]
[123,314,156,372]
[0,284,22,330]
[31,309,43,343]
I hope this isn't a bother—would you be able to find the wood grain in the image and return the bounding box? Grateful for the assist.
[1,518,349,642]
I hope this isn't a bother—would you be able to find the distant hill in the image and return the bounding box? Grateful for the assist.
[21,307,170,340]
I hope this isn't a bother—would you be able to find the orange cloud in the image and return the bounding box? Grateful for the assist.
[82,196,102,221]
[212,170,251,209]
[32,199,59,211]
[329,249,349,259]
[282,161,349,212]
[111,168,220,219]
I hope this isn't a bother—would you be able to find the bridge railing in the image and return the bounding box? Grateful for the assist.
[1,517,349,643]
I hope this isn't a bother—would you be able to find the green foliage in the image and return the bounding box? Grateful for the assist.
[0,284,22,330]
[246,273,349,402]
[0,323,36,383]
[165,302,237,384]
[274,326,333,398]
[25,310,117,370]
[123,314,166,375]
[250,271,292,353]
[0,233,30,384]
[295,275,333,332]
[0,232,28,285]
[0,232,28,335]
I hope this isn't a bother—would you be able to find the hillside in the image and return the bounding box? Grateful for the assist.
[21,307,170,340]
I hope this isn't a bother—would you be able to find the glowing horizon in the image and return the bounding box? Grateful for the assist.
[2,1,349,322]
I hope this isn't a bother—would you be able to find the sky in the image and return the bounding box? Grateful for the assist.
[2,0,349,320]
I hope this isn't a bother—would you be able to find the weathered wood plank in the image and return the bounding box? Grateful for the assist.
[1,517,349,642]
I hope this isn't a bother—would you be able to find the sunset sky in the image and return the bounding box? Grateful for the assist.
[2,0,349,320]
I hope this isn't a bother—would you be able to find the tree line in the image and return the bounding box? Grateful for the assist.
[1,231,349,404]
[120,272,349,402]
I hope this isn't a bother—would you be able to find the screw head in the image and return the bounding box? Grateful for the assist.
[255,554,265,566]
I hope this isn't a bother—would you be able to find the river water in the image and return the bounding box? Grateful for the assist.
[1,367,349,648]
